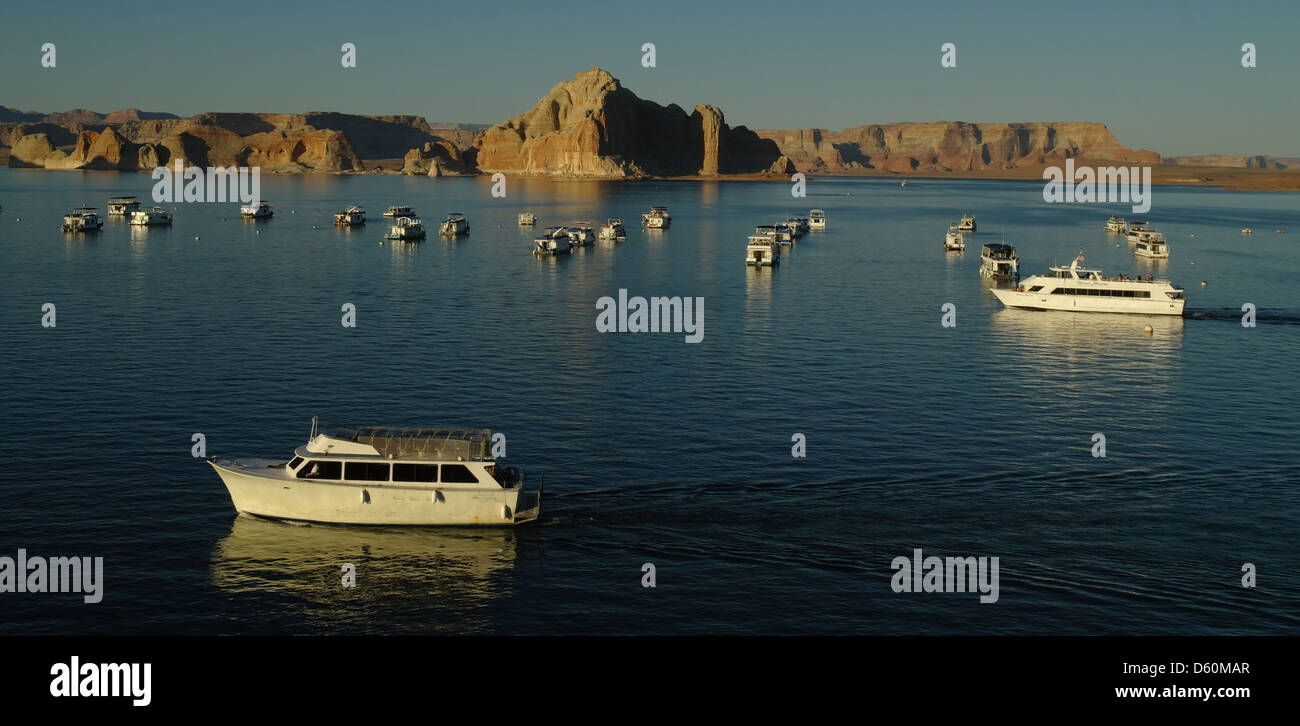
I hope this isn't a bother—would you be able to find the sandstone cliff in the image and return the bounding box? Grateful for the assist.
[757,122,1160,173]
[1163,155,1299,169]
[474,68,790,177]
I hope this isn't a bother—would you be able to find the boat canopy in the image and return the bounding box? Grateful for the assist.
[322,425,492,460]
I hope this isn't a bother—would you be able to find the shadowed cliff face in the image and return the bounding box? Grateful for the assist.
[757,122,1161,172]
[474,68,791,177]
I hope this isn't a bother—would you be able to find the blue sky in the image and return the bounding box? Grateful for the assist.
[2,0,1297,156]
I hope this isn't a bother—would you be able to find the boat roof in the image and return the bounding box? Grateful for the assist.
[982,243,1015,252]
[108,196,138,202]
[315,425,492,461]
[809,209,825,214]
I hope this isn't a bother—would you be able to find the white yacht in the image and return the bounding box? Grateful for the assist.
[1125,220,1152,244]
[439,213,470,236]
[1133,229,1170,258]
[900,180,910,187]
[944,225,965,251]
[958,214,976,232]
[107,196,141,217]
[1104,216,1127,234]
[991,255,1185,315]
[642,207,671,228]
[333,205,365,226]
[208,421,542,526]
[809,210,827,229]
[129,207,173,226]
[534,234,572,256]
[384,205,414,218]
[746,235,780,266]
[599,217,627,240]
[1241,228,1253,235]
[567,223,596,245]
[384,216,426,241]
[240,201,273,219]
[518,212,537,226]
[61,207,103,233]
[979,243,1019,280]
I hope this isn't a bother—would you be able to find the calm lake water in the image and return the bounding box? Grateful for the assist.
[0,168,1297,634]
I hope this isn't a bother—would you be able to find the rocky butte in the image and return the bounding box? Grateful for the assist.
[473,68,792,178]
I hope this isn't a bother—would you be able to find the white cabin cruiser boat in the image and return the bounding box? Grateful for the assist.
[599,217,627,240]
[746,235,780,266]
[991,255,1185,315]
[384,205,414,218]
[773,224,795,244]
[334,205,365,226]
[518,212,537,226]
[240,201,273,219]
[534,234,572,256]
[61,207,103,233]
[129,207,173,226]
[209,421,542,526]
[979,243,1019,280]
[384,216,426,241]
[107,196,141,217]
[944,225,965,251]
[1104,216,1127,233]
[808,210,826,229]
[642,207,671,228]
[958,214,976,232]
[1133,229,1169,258]
[439,213,470,236]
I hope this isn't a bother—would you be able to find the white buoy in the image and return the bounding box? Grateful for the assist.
[194,235,200,240]
[1201,281,1207,287]
[1144,326,1154,335]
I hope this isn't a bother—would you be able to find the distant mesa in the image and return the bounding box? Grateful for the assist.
[1163,154,1298,169]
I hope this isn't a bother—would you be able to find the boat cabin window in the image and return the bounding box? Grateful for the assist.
[1027,285,1043,292]
[297,460,342,479]
[440,464,480,483]
[287,456,304,470]
[393,463,438,483]
[344,462,391,482]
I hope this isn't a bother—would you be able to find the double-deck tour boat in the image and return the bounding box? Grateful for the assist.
[1104,216,1127,234]
[958,214,976,232]
[944,225,965,251]
[991,254,1185,315]
[642,207,671,228]
[384,205,414,218]
[809,210,827,229]
[61,207,103,233]
[129,207,173,226]
[979,243,1019,280]
[107,196,141,217]
[746,235,780,266]
[209,421,542,526]
[599,217,627,240]
[439,213,470,236]
[384,216,426,241]
[1125,220,1151,244]
[333,205,366,226]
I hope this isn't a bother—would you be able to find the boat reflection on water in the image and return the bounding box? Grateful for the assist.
[211,514,524,633]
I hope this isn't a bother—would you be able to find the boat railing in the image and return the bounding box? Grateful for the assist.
[341,426,492,460]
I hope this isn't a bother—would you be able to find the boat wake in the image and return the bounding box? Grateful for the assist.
[1185,307,1300,324]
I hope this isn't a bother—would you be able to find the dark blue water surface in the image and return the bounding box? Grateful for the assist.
[0,169,1297,634]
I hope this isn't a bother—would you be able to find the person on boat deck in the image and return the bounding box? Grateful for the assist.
[305,463,320,477]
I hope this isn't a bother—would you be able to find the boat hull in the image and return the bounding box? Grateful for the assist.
[210,459,527,526]
[991,288,1184,315]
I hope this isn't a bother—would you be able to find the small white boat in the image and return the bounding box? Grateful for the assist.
[534,234,572,256]
[642,207,671,228]
[958,214,976,232]
[1104,216,1127,234]
[1242,228,1253,235]
[61,207,103,233]
[599,217,627,240]
[333,205,365,226]
[1125,221,1150,243]
[208,420,542,526]
[107,196,141,217]
[1133,229,1170,258]
[991,254,1185,315]
[384,216,426,241]
[518,212,537,226]
[383,205,414,218]
[439,213,470,236]
[944,225,965,251]
[808,210,826,229]
[900,180,910,187]
[773,224,795,245]
[787,216,809,235]
[979,243,1019,280]
[240,201,273,219]
[129,207,173,226]
[566,223,595,245]
[746,235,780,266]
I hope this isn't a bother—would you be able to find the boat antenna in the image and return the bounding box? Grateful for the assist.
[310,416,318,441]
